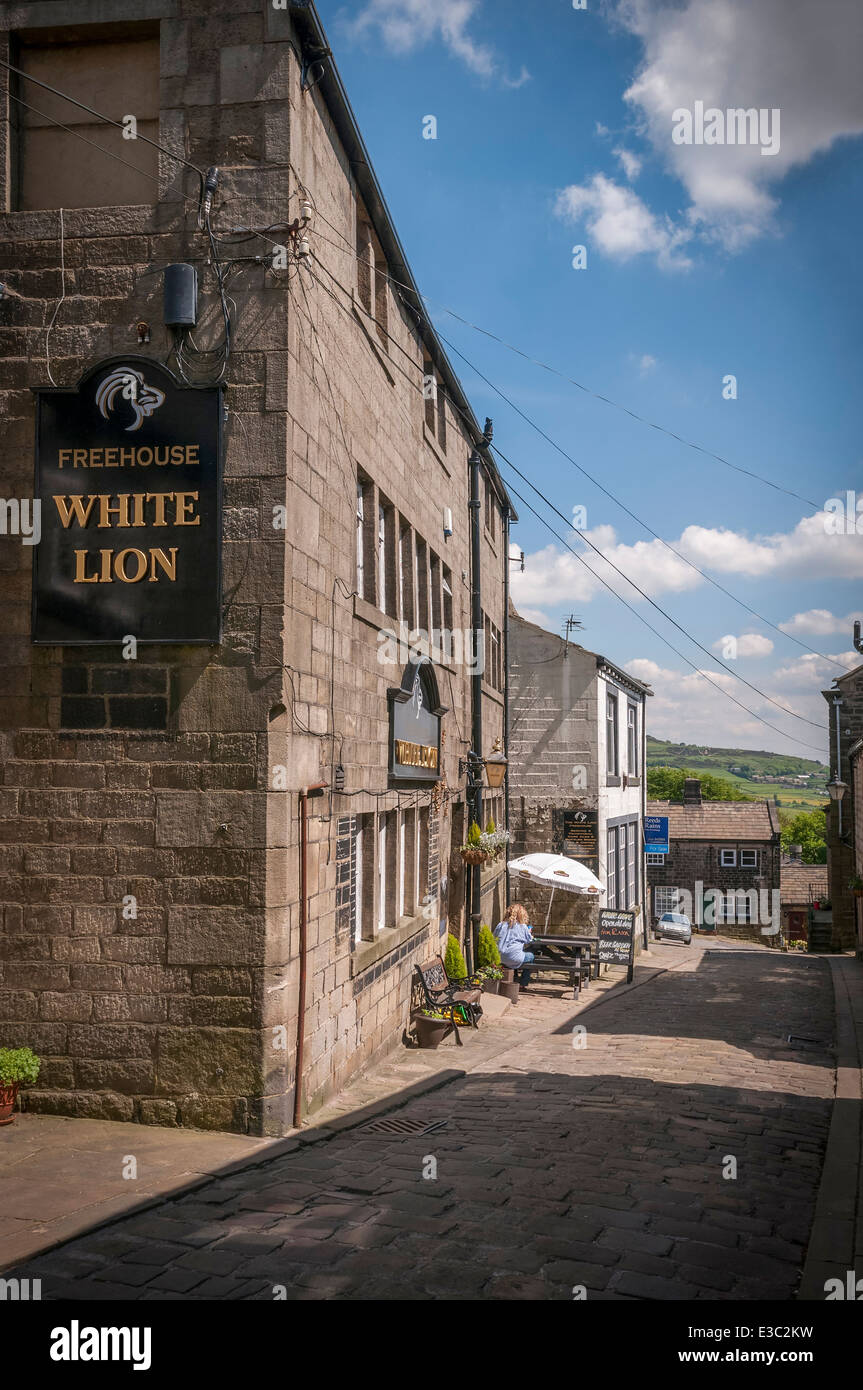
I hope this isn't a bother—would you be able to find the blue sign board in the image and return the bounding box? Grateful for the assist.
[644,815,669,854]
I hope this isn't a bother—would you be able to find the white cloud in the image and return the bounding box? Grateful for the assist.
[341,0,529,84]
[555,174,693,269]
[517,607,556,631]
[511,511,863,617]
[780,608,863,637]
[624,658,830,759]
[615,0,863,250]
[712,633,774,658]
[637,353,657,373]
[614,146,642,180]
[772,651,859,686]
[678,513,863,580]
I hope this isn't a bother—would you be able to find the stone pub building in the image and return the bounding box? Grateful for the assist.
[0,0,513,1133]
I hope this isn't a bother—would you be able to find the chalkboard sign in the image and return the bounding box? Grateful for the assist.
[598,908,636,977]
[555,808,598,863]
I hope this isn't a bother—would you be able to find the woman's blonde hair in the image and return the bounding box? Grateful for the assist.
[505,903,529,926]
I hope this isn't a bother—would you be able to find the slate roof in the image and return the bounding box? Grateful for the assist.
[780,863,829,904]
[646,799,780,841]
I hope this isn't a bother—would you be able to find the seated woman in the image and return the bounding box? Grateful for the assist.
[493,903,538,988]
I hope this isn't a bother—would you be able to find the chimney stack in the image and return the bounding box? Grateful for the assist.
[683,778,702,806]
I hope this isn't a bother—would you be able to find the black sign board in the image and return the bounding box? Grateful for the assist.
[598,908,636,981]
[556,808,598,864]
[388,662,448,784]
[32,357,223,644]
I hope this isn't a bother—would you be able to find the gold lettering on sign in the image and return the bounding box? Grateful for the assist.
[394,739,438,769]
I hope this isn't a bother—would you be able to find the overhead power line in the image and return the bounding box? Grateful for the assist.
[306,246,843,675]
[501,478,827,756]
[306,219,820,510]
[304,251,841,733]
[489,443,824,731]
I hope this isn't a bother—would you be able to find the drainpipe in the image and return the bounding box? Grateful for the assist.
[293,782,327,1130]
[832,695,844,839]
[641,692,648,950]
[469,447,483,973]
[503,505,511,910]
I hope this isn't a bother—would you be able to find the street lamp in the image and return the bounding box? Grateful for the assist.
[826,778,848,802]
[483,737,507,790]
[458,740,508,790]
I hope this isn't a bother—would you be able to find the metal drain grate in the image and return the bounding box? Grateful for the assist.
[358,1116,448,1136]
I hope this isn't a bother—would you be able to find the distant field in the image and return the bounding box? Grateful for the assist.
[646,737,829,812]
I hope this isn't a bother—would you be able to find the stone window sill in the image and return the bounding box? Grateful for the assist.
[353,595,456,671]
[606,775,622,787]
[352,912,430,975]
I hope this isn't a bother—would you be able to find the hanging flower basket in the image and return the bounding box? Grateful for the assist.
[461,847,489,866]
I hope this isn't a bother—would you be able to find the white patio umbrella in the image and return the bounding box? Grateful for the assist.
[507,852,605,928]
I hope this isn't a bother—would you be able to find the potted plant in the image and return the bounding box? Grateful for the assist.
[460,820,488,867]
[0,1047,40,1126]
[477,923,503,994]
[414,1009,456,1048]
[849,877,863,898]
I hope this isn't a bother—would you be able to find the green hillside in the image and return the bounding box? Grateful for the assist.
[646,737,829,812]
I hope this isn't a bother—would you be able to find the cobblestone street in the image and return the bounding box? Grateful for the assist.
[10,941,841,1302]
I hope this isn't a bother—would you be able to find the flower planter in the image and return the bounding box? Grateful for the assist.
[481,978,500,995]
[414,1015,452,1049]
[498,980,519,1004]
[0,1082,20,1126]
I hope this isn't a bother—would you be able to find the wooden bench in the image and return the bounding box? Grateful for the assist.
[412,955,483,1045]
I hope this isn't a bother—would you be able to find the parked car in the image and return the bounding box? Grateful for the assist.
[653,911,692,945]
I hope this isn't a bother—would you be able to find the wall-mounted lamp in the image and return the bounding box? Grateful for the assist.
[459,738,508,790]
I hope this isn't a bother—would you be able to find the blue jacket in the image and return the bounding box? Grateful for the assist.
[493,921,533,968]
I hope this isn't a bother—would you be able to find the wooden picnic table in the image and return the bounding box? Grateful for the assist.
[521,934,599,997]
[531,934,601,980]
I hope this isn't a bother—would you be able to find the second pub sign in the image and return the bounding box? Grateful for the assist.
[32,358,223,644]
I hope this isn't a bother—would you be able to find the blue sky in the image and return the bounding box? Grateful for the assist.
[316,0,863,761]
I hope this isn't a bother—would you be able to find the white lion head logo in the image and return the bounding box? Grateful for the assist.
[96,368,165,432]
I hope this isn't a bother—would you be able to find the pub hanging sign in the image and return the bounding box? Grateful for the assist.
[32,357,223,644]
[388,661,448,785]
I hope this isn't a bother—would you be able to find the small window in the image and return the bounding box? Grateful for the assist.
[442,566,453,632]
[356,473,375,603]
[606,693,619,777]
[429,551,442,632]
[377,496,396,617]
[607,828,617,909]
[646,852,665,865]
[374,253,388,346]
[655,885,679,915]
[399,523,414,628]
[423,359,436,433]
[357,213,373,315]
[415,536,429,632]
[353,814,374,943]
[485,478,496,540]
[720,849,737,868]
[436,380,447,450]
[627,822,636,907]
[627,705,638,776]
[739,850,758,869]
